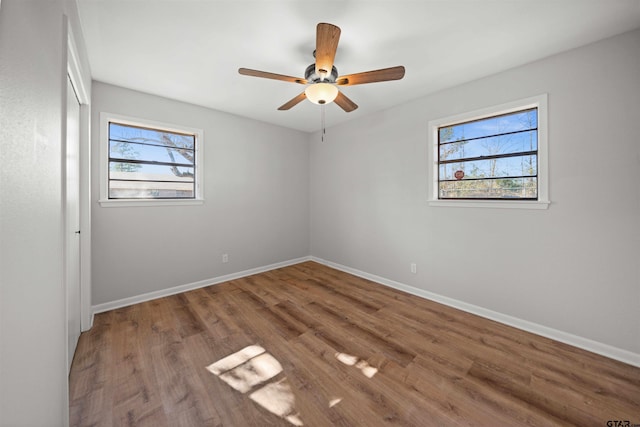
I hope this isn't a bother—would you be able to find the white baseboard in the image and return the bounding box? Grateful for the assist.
[91,256,312,318]
[91,255,639,368]
[310,256,640,368]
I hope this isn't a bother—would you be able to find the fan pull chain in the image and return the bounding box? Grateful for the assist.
[321,104,326,142]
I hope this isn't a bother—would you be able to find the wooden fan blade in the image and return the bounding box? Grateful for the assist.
[336,66,405,86]
[334,91,358,112]
[278,92,307,110]
[239,68,307,84]
[315,23,341,78]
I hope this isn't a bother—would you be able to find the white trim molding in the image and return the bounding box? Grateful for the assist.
[91,256,312,317]
[66,18,92,333]
[91,255,639,368]
[310,256,640,368]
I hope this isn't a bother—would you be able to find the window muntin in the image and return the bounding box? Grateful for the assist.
[437,108,538,200]
[106,121,198,200]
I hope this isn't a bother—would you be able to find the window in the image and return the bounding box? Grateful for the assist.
[100,113,203,206]
[428,95,549,209]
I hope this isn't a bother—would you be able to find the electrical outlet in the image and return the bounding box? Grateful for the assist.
[222,253,229,263]
[410,263,417,274]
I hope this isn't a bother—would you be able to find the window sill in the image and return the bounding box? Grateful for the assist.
[98,198,204,208]
[428,199,550,210]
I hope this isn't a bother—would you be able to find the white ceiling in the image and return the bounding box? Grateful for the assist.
[77,0,640,133]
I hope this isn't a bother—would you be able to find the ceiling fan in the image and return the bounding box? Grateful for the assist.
[239,23,405,113]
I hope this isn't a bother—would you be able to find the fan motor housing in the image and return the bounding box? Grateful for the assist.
[305,63,338,83]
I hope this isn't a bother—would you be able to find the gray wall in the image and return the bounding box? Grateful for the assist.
[91,82,310,305]
[0,0,91,425]
[310,29,640,354]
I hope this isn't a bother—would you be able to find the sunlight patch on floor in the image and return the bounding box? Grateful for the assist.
[218,352,283,393]
[207,345,304,426]
[328,397,342,408]
[206,344,265,375]
[207,346,381,424]
[250,378,303,426]
[335,352,378,378]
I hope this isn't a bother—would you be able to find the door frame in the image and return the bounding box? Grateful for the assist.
[65,73,81,374]
[66,21,91,332]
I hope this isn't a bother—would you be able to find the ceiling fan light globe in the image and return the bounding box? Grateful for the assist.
[305,83,338,105]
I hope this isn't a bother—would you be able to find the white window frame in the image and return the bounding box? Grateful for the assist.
[428,94,549,209]
[99,112,204,207]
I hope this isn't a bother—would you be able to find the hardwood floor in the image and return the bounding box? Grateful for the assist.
[69,261,640,426]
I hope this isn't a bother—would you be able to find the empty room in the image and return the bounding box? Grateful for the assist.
[1,1,639,426]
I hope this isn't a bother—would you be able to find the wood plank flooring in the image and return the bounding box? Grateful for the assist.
[69,261,640,426]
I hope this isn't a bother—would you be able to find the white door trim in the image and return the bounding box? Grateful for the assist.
[67,21,92,332]
[65,74,81,373]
